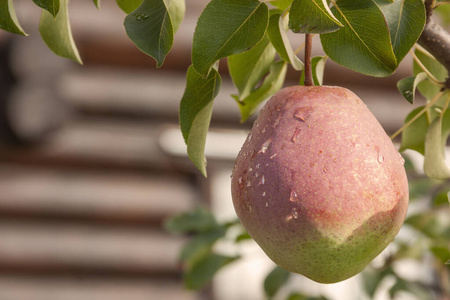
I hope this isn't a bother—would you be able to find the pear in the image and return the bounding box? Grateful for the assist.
[231,86,409,283]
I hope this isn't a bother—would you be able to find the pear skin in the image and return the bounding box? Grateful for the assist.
[231,86,409,283]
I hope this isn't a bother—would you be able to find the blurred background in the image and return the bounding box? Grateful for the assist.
[0,1,448,299]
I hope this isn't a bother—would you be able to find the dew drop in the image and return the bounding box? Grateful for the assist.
[262,191,266,197]
[377,153,385,164]
[289,190,298,202]
[238,177,245,189]
[259,175,265,185]
[293,106,313,122]
[259,138,272,154]
[270,153,277,159]
[291,208,299,219]
[255,172,259,178]
[246,180,252,187]
[248,205,253,213]
[398,152,405,165]
[134,13,149,21]
[265,202,269,207]
[247,133,252,142]
[273,114,283,128]
[256,163,260,169]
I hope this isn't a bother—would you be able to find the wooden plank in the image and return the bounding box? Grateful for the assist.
[0,275,198,300]
[0,220,186,275]
[0,164,197,224]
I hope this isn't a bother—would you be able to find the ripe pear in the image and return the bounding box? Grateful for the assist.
[231,86,409,283]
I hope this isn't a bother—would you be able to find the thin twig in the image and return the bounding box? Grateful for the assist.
[304,34,314,86]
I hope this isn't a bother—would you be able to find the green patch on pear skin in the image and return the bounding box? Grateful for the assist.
[231,86,409,284]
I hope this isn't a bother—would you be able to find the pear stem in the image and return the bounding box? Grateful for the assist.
[304,34,314,86]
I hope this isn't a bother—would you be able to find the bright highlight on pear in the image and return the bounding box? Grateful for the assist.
[231,86,409,283]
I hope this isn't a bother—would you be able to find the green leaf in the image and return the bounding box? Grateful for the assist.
[164,206,219,234]
[300,56,327,86]
[116,0,143,13]
[430,246,450,264]
[192,0,269,75]
[320,0,397,77]
[399,105,440,154]
[374,0,426,63]
[270,0,293,10]
[184,253,239,290]
[33,0,60,17]
[228,35,276,100]
[180,228,227,268]
[236,60,287,122]
[0,0,28,35]
[235,231,252,242]
[93,0,100,9]
[424,107,450,180]
[39,0,82,64]
[433,187,450,206]
[267,12,304,71]
[286,294,330,300]
[389,277,432,300]
[179,66,222,177]
[405,210,450,239]
[124,0,174,67]
[264,266,291,298]
[289,0,343,34]
[362,267,394,298]
[413,48,448,101]
[396,72,428,104]
[446,259,450,265]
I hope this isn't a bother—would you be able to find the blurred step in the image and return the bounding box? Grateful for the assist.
[0,220,185,275]
[0,164,197,224]
[0,275,198,300]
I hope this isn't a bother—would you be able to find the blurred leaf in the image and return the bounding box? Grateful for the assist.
[192,0,269,75]
[180,227,227,269]
[430,246,450,265]
[300,56,327,86]
[389,276,432,300]
[289,0,342,34]
[165,206,219,234]
[33,0,60,17]
[124,0,174,67]
[184,253,239,290]
[228,35,276,100]
[433,186,450,206]
[179,65,222,177]
[397,72,428,104]
[424,108,450,179]
[93,0,100,8]
[286,294,329,300]
[374,0,425,63]
[413,48,448,102]
[264,266,291,298]
[362,266,394,298]
[0,0,27,35]
[236,60,287,122]
[408,177,438,201]
[39,0,82,64]
[116,0,143,13]
[320,0,397,77]
[405,210,450,239]
[267,12,304,70]
[270,0,293,10]
[235,231,252,242]
[446,259,450,265]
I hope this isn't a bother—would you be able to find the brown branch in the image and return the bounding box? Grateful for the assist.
[417,1,450,89]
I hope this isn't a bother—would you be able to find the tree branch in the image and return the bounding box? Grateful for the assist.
[417,1,450,89]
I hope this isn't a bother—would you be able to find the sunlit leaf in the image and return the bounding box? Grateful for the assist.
[33,0,60,17]
[228,35,276,100]
[424,107,450,179]
[236,61,287,122]
[179,66,222,176]
[0,0,28,35]
[124,0,174,67]
[192,0,269,75]
[320,0,397,77]
[39,0,82,64]
[264,266,290,297]
[374,0,426,63]
[267,12,304,70]
[184,253,239,290]
[289,0,343,34]
[116,0,143,13]
[164,0,185,32]
[396,72,428,104]
[270,0,293,10]
[413,47,448,102]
